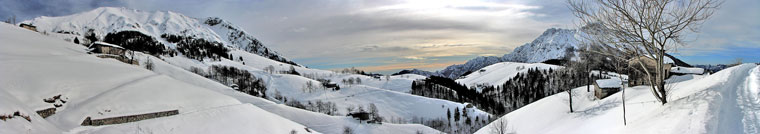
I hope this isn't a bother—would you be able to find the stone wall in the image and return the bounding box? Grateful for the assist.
[35,108,56,118]
[81,110,178,126]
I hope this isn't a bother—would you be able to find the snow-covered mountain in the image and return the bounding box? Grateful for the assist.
[6,7,493,133]
[397,25,692,80]
[501,28,581,63]
[21,7,298,66]
[396,27,586,79]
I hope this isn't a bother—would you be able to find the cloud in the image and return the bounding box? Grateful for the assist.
[676,0,760,57]
[7,0,752,71]
[357,60,467,73]
[359,45,413,52]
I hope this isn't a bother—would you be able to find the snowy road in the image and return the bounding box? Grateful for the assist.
[715,65,760,134]
[739,66,760,133]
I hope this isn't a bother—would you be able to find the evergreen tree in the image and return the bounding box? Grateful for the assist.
[462,107,468,117]
[454,108,460,122]
[447,109,451,122]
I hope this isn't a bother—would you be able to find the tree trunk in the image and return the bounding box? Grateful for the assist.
[622,78,627,125]
[658,49,668,104]
[587,64,591,92]
[569,90,574,113]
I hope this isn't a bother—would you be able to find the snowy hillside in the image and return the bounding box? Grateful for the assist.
[21,7,297,66]
[0,23,313,134]
[10,7,493,133]
[456,62,562,90]
[475,64,760,134]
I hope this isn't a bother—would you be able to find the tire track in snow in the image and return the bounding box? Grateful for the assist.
[738,66,760,133]
[73,74,160,106]
[715,65,757,134]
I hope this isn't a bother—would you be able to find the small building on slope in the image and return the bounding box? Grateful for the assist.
[88,42,126,56]
[19,23,37,32]
[594,78,622,99]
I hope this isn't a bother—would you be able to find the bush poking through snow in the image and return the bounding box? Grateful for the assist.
[144,57,154,70]
[489,118,511,134]
[0,111,31,122]
[343,126,354,134]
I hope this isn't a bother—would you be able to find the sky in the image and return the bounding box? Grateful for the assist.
[1,0,758,74]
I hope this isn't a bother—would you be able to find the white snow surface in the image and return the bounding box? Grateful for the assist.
[0,23,314,134]
[1,21,448,133]
[456,62,561,90]
[10,7,493,133]
[475,64,760,134]
[671,66,705,74]
[596,78,622,88]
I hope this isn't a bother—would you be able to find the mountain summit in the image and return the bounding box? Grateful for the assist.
[21,7,298,66]
[397,27,587,79]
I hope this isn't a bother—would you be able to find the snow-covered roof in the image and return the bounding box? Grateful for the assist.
[89,42,124,49]
[596,78,622,88]
[670,66,704,74]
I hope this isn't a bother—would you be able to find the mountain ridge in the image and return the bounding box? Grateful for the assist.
[21,7,299,66]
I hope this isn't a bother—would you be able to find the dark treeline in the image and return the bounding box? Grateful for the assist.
[282,98,340,116]
[411,75,507,115]
[412,66,609,116]
[103,31,172,56]
[162,34,230,61]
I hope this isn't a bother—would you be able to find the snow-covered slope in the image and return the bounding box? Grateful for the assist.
[456,62,562,89]
[15,7,492,133]
[397,27,587,79]
[124,48,443,134]
[475,63,760,134]
[0,23,314,133]
[438,56,505,79]
[21,7,297,66]
[501,28,581,63]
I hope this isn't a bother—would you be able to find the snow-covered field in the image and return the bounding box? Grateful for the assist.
[7,6,752,134]
[456,62,561,90]
[475,64,760,134]
[0,23,316,133]
[0,15,458,133]
[3,7,505,133]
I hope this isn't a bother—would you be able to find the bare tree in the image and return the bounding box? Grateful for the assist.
[730,58,743,67]
[144,57,154,70]
[343,126,354,134]
[569,0,722,104]
[489,118,512,134]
